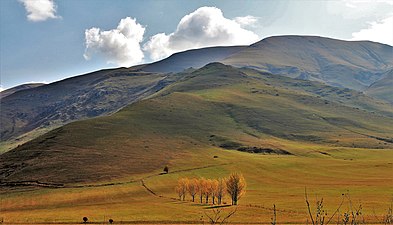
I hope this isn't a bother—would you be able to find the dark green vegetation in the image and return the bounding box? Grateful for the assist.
[1,63,392,184]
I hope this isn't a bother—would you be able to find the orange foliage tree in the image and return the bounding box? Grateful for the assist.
[175,173,245,205]
[225,172,246,205]
[175,178,188,201]
[187,178,199,202]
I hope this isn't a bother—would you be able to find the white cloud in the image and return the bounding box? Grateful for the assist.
[83,17,145,67]
[326,0,393,45]
[327,0,392,20]
[143,6,260,61]
[351,15,393,46]
[234,15,259,28]
[0,85,4,92]
[19,0,59,22]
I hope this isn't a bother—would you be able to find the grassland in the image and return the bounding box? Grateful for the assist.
[1,63,392,223]
[1,145,392,223]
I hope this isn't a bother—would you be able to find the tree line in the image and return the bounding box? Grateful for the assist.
[175,172,246,205]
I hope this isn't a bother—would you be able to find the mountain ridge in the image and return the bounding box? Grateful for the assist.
[1,63,393,184]
[222,35,393,91]
[1,35,392,153]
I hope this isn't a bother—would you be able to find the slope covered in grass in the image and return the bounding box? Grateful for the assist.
[1,63,392,185]
[0,68,180,149]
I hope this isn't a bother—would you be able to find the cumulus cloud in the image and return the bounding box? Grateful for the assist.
[326,0,393,45]
[19,0,60,22]
[234,15,259,28]
[143,7,260,61]
[83,17,145,67]
[351,15,393,46]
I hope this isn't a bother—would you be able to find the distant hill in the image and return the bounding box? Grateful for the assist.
[1,63,392,184]
[140,35,393,98]
[366,69,393,103]
[222,35,393,91]
[142,46,246,73]
[0,83,45,99]
[1,36,392,154]
[0,68,181,145]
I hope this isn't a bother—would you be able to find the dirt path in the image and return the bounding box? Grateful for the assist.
[0,163,228,192]
[139,163,228,198]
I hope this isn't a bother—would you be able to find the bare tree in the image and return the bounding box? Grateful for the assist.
[305,189,348,225]
[204,207,237,224]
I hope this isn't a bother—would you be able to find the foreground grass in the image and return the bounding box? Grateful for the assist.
[1,145,392,223]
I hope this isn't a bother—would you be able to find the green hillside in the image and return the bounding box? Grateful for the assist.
[0,68,182,153]
[1,63,392,185]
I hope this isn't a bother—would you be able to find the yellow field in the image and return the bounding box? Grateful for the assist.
[1,144,392,224]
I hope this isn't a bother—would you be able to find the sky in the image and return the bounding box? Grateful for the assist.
[1,0,392,91]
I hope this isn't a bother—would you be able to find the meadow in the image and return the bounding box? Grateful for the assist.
[1,144,392,224]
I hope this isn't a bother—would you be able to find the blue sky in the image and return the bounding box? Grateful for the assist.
[1,0,392,90]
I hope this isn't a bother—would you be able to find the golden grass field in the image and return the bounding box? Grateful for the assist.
[1,143,392,224]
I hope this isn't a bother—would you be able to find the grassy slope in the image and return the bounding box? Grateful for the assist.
[1,63,393,223]
[0,68,178,153]
[366,69,393,103]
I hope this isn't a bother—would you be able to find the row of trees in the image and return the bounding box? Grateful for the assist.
[175,172,246,205]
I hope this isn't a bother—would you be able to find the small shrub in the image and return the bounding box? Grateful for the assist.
[163,166,169,174]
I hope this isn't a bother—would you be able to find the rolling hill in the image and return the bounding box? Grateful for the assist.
[2,36,392,154]
[142,46,246,73]
[0,83,45,99]
[0,68,183,151]
[1,63,392,185]
[222,35,393,91]
[366,69,393,103]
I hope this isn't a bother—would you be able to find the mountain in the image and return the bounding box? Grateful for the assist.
[1,63,392,184]
[0,68,182,149]
[0,46,247,147]
[1,36,392,153]
[142,46,246,73]
[0,83,45,99]
[221,35,393,91]
[366,69,393,103]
